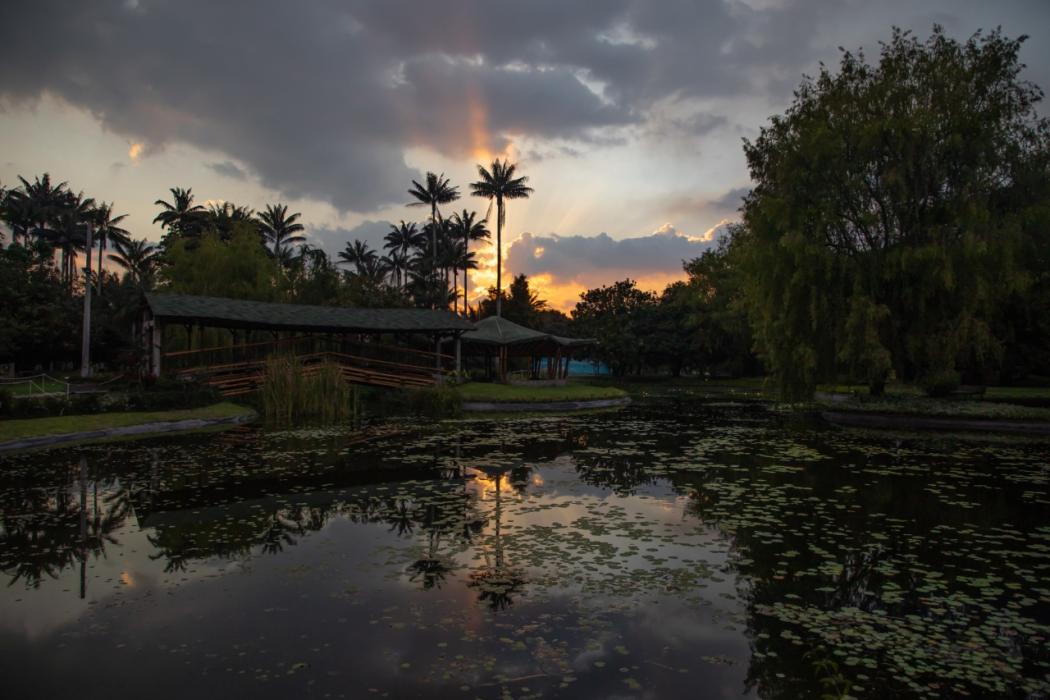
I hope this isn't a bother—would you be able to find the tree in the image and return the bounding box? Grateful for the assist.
[161,224,276,301]
[91,202,131,295]
[571,279,657,376]
[6,174,69,245]
[256,203,305,264]
[338,239,378,276]
[471,160,533,317]
[153,187,205,247]
[738,26,1050,399]
[479,273,547,327]
[449,209,490,315]
[408,172,459,270]
[108,238,159,288]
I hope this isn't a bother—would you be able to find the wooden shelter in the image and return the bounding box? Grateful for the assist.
[141,293,475,383]
[458,316,595,381]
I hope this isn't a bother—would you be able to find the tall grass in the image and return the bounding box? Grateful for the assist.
[260,355,357,425]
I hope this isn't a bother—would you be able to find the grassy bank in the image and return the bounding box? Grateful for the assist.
[0,401,255,444]
[457,381,627,404]
[816,396,1050,422]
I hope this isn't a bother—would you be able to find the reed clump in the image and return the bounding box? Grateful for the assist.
[261,355,357,424]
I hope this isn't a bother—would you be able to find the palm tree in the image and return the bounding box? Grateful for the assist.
[470,160,533,317]
[91,202,131,294]
[206,201,255,241]
[449,209,490,315]
[407,172,459,268]
[108,238,159,286]
[338,239,378,276]
[8,174,69,244]
[153,187,205,245]
[384,221,422,291]
[51,191,96,290]
[256,203,305,262]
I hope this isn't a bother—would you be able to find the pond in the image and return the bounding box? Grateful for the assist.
[1,397,1048,698]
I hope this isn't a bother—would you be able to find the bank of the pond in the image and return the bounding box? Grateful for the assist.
[817,396,1050,434]
[456,381,630,412]
[0,402,257,452]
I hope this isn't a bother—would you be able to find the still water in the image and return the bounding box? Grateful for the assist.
[1,398,1048,698]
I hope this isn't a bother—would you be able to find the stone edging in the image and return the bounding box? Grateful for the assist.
[821,410,1050,435]
[0,412,257,453]
[462,396,631,412]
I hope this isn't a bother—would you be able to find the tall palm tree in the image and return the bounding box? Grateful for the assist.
[52,191,96,290]
[91,202,131,294]
[108,238,159,286]
[470,160,533,317]
[407,172,459,268]
[9,174,69,244]
[153,187,205,245]
[448,242,479,315]
[338,239,378,276]
[449,209,490,315]
[256,203,306,262]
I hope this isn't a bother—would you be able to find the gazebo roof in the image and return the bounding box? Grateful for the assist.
[460,316,595,349]
[145,293,475,334]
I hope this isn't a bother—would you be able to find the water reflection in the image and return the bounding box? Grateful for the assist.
[0,403,1047,698]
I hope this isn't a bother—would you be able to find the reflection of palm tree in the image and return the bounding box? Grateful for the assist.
[387,498,416,537]
[259,511,302,555]
[468,466,526,610]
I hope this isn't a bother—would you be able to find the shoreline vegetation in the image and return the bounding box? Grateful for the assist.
[0,402,255,450]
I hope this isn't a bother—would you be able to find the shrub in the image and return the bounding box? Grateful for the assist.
[922,368,961,397]
[260,355,357,425]
[404,385,462,418]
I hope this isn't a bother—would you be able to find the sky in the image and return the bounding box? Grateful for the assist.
[1,0,1047,311]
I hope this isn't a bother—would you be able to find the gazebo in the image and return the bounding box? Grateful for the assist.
[458,316,595,382]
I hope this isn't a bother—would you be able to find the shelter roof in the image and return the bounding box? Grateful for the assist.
[145,293,475,334]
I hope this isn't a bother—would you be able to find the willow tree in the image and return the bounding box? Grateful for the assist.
[739,26,1050,399]
[471,160,532,317]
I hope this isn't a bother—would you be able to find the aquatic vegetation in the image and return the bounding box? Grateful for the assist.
[0,399,1047,698]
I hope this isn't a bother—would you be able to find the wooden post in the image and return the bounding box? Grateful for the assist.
[151,319,161,378]
[455,335,462,375]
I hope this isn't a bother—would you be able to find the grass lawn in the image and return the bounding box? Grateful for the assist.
[0,402,255,443]
[2,378,69,396]
[457,382,627,403]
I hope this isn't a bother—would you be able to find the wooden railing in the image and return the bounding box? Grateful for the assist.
[177,350,449,397]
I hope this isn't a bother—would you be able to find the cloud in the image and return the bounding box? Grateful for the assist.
[506,223,722,288]
[206,160,248,181]
[0,0,1046,216]
[307,219,393,261]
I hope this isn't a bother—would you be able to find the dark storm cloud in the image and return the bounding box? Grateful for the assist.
[0,0,1046,213]
[207,161,248,181]
[506,225,723,284]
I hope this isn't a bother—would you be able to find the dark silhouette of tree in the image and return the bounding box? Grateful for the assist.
[470,159,532,317]
[256,203,305,265]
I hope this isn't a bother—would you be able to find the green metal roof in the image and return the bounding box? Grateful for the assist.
[460,316,595,348]
[145,293,475,334]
